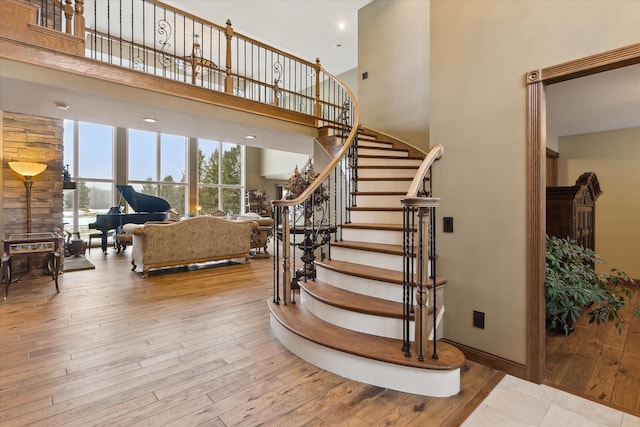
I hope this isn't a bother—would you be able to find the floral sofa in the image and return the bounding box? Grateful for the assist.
[123,216,258,278]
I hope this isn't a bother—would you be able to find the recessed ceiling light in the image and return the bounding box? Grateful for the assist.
[338,22,347,30]
[143,117,157,123]
[245,135,256,139]
[335,44,342,48]
[55,102,69,110]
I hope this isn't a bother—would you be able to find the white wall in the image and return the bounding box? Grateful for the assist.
[358,0,430,148]
[558,127,640,279]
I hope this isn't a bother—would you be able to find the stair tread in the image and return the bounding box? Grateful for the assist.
[347,206,403,211]
[332,240,404,255]
[316,259,447,287]
[358,140,393,146]
[351,191,406,196]
[358,177,414,181]
[356,154,422,160]
[358,165,418,170]
[269,300,465,370]
[341,222,413,232]
[300,279,408,319]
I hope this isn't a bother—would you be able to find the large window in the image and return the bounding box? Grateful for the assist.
[63,121,115,239]
[198,139,244,214]
[63,121,245,241]
[128,129,188,215]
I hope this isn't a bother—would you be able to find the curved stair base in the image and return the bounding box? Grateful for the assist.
[270,313,461,397]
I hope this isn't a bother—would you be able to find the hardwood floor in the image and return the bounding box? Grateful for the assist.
[545,283,640,416]
[0,252,503,426]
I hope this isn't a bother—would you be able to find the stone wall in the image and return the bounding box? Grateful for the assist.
[2,111,65,271]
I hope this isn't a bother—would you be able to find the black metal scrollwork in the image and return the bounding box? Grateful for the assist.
[157,19,173,69]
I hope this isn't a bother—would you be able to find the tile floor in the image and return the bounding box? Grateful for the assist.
[463,375,640,426]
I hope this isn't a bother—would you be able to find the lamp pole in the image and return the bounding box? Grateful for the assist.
[24,176,34,233]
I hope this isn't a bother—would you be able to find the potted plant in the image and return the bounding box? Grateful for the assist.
[545,234,639,335]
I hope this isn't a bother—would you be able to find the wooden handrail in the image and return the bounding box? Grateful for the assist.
[405,145,444,198]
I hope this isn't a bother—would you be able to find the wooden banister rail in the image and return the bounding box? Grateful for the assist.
[405,144,444,198]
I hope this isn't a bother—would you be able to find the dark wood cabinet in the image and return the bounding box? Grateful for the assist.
[546,172,602,251]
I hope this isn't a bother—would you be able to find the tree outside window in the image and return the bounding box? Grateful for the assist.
[198,139,244,215]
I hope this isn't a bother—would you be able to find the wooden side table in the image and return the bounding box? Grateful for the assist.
[2,232,61,300]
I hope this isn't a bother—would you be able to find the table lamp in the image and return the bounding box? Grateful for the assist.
[8,161,47,233]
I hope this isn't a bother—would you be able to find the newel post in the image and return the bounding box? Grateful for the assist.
[414,207,430,361]
[73,0,84,37]
[314,57,322,118]
[224,19,234,94]
[281,206,292,304]
[50,0,73,34]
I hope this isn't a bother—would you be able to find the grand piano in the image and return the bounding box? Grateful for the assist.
[88,185,171,254]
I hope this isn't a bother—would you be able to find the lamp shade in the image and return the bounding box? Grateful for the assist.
[8,161,47,178]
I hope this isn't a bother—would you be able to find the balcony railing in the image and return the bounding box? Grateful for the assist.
[24,0,353,128]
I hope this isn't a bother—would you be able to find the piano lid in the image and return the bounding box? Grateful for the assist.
[116,185,171,213]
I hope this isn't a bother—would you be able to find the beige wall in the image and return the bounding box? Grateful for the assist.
[430,1,640,364]
[358,0,430,149]
[558,127,640,279]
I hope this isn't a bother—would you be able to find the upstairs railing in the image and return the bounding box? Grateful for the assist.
[401,145,444,361]
[24,0,353,127]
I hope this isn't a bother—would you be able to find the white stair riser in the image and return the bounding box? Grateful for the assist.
[301,289,445,343]
[331,246,405,272]
[349,210,404,224]
[316,266,404,302]
[301,289,411,339]
[315,264,442,303]
[358,148,408,158]
[270,316,461,397]
[358,157,422,167]
[353,194,403,208]
[341,227,404,245]
[358,180,412,193]
[358,168,417,179]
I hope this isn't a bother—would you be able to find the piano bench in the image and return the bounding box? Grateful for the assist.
[88,231,114,252]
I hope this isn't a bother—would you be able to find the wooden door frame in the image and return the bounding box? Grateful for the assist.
[525,43,640,383]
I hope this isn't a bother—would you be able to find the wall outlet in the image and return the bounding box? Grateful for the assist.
[443,216,454,233]
[473,310,485,329]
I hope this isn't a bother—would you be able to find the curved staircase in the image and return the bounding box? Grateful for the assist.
[269,129,465,397]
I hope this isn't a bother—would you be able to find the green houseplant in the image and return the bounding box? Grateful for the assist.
[545,234,638,335]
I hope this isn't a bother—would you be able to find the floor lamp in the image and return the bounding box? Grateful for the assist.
[8,161,47,234]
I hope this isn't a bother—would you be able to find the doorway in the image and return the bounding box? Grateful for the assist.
[525,43,640,384]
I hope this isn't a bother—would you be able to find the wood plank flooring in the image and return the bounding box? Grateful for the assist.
[1,252,502,426]
[544,283,640,416]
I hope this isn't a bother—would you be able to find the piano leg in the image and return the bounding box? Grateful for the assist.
[101,233,109,254]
